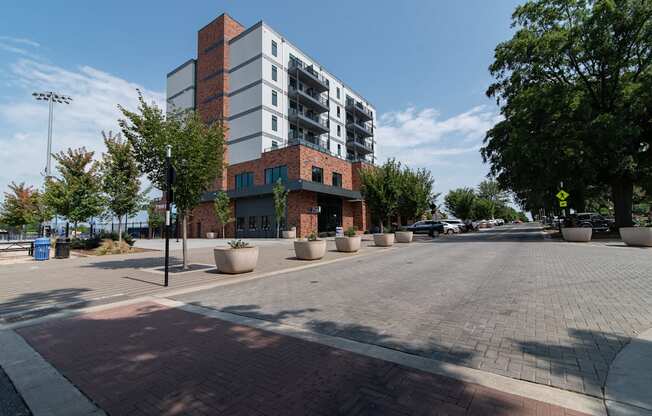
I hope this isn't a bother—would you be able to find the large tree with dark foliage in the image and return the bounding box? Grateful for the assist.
[484,0,652,227]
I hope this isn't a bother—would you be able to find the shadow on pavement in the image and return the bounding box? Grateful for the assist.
[0,288,91,323]
[15,302,577,416]
[80,256,183,270]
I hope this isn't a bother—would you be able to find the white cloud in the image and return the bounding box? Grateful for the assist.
[376,105,501,194]
[0,56,164,200]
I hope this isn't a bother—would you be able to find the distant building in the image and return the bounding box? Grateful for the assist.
[166,13,376,238]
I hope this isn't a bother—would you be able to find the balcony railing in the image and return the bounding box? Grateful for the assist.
[346,120,373,138]
[289,108,329,134]
[288,59,329,92]
[345,98,373,121]
[346,137,373,153]
[288,86,329,113]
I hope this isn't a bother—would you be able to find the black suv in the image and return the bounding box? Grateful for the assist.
[569,213,612,232]
[406,220,446,236]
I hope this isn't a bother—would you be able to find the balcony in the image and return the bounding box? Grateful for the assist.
[289,108,329,135]
[346,120,373,138]
[288,133,331,154]
[345,98,373,122]
[288,87,329,113]
[346,136,373,155]
[288,59,329,93]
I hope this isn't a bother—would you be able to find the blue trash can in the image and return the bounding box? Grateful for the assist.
[33,237,50,261]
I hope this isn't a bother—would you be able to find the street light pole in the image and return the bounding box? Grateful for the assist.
[32,91,72,179]
[164,145,172,287]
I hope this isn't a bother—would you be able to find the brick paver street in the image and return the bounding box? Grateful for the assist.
[18,301,589,416]
[0,238,380,324]
[175,225,652,396]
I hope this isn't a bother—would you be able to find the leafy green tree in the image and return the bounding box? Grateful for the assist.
[0,182,51,237]
[119,92,226,269]
[146,202,165,238]
[477,180,508,219]
[359,159,403,231]
[272,179,289,238]
[472,199,495,220]
[444,188,476,220]
[43,148,104,235]
[485,0,652,228]
[398,167,434,224]
[100,131,143,243]
[213,191,233,238]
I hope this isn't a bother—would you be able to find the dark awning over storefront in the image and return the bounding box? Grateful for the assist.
[200,179,362,202]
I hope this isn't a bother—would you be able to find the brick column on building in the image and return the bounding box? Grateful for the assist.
[191,14,244,238]
[196,13,244,191]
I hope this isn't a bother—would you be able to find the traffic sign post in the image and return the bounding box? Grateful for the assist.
[556,182,570,232]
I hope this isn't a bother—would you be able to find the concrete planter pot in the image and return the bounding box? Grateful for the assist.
[373,233,395,247]
[395,231,413,243]
[293,239,326,260]
[620,227,652,247]
[282,230,296,239]
[562,227,592,242]
[206,232,216,239]
[213,246,259,274]
[335,236,361,252]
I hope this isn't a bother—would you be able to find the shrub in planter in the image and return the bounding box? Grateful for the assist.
[335,227,361,253]
[206,232,216,239]
[561,217,592,242]
[620,226,652,247]
[213,239,259,274]
[373,230,395,247]
[282,226,296,239]
[294,233,327,260]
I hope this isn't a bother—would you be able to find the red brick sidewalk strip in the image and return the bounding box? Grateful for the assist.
[18,302,590,416]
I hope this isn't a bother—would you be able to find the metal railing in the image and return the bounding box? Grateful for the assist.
[346,98,373,119]
[288,59,329,86]
[288,86,329,107]
[289,108,329,129]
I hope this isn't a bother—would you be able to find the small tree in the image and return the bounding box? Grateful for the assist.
[472,199,495,220]
[213,191,233,238]
[272,179,289,238]
[100,131,143,243]
[146,202,164,238]
[119,92,226,269]
[359,159,403,231]
[398,167,434,224]
[444,188,476,220]
[0,182,51,238]
[43,148,104,236]
[477,179,508,220]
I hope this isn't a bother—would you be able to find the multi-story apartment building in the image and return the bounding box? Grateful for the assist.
[166,13,376,238]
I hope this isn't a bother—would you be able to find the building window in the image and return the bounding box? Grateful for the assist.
[272,90,278,106]
[271,140,278,149]
[337,106,340,118]
[271,40,278,57]
[332,172,342,187]
[336,87,340,99]
[265,165,288,184]
[271,115,278,132]
[337,125,341,137]
[337,144,342,156]
[248,216,256,230]
[261,215,271,230]
[312,166,323,183]
[272,65,277,81]
[235,172,254,190]
[236,217,245,231]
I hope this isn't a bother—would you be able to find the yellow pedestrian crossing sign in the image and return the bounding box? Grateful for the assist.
[556,190,569,201]
[559,200,568,208]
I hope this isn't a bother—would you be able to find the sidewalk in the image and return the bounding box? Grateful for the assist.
[13,301,593,416]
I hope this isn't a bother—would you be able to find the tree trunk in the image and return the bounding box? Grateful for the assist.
[611,178,634,229]
[117,218,123,244]
[222,224,225,239]
[276,222,280,239]
[182,214,189,270]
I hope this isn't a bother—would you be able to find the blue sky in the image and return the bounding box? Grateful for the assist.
[0,0,522,207]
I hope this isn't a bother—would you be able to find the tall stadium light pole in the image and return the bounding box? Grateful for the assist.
[31,92,72,178]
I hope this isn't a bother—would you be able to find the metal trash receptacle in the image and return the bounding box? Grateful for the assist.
[33,237,50,261]
[55,238,71,259]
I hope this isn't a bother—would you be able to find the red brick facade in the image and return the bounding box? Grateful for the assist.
[186,13,372,239]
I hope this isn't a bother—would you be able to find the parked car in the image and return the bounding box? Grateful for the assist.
[442,222,460,235]
[571,213,611,232]
[406,220,445,237]
[494,218,505,226]
[442,219,467,232]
